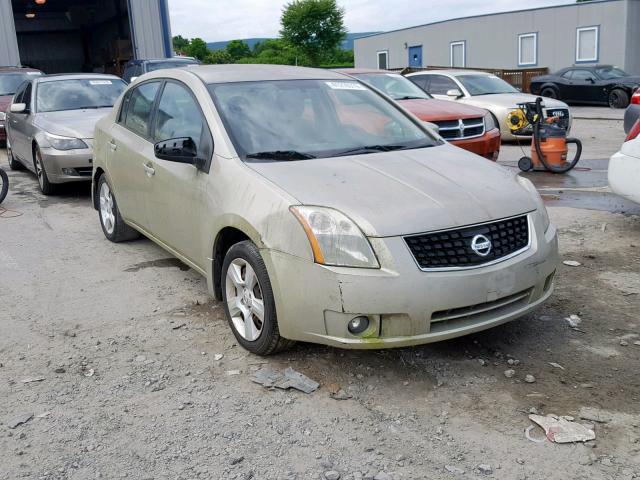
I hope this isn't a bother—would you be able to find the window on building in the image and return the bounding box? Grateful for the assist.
[518,33,537,66]
[450,41,465,68]
[576,26,599,63]
[377,51,388,70]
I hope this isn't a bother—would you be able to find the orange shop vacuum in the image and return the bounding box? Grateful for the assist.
[507,97,582,173]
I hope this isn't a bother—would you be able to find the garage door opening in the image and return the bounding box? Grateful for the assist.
[11,0,133,76]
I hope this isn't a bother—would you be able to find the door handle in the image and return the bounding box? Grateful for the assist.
[109,140,117,152]
[143,162,155,177]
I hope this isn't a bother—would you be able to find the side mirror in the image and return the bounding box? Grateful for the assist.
[10,103,27,114]
[154,137,204,169]
[446,88,463,98]
[588,77,596,84]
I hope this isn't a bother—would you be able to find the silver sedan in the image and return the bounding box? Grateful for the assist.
[5,74,126,194]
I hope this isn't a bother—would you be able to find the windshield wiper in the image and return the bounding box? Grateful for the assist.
[395,95,427,100]
[334,144,409,156]
[245,150,316,161]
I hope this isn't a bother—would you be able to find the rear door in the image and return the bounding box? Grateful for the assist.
[145,80,214,269]
[107,80,162,230]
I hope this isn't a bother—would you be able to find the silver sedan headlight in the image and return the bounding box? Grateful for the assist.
[517,176,550,232]
[0,112,6,122]
[44,132,88,151]
[291,206,380,268]
[484,111,497,131]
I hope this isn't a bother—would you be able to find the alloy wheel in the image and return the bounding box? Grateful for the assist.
[99,181,116,235]
[34,149,44,189]
[225,258,265,341]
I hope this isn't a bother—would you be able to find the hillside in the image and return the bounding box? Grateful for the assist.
[206,32,382,52]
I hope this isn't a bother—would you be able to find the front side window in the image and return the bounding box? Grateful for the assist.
[377,51,388,70]
[457,75,518,96]
[576,26,599,63]
[355,73,431,100]
[154,82,206,144]
[426,75,459,95]
[595,66,627,80]
[209,79,438,160]
[36,78,126,113]
[450,41,465,68]
[0,72,41,96]
[122,81,160,138]
[518,33,537,66]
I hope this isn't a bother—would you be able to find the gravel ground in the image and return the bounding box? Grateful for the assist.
[1,117,639,480]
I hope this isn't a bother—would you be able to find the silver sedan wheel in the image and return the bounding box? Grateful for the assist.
[225,258,265,342]
[34,149,44,189]
[99,181,116,235]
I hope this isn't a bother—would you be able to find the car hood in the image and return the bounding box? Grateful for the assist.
[398,98,487,121]
[248,144,537,237]
[463,93,568,110]
[34,108,113,139]
[618,76,640,85]
[0,95,11,113]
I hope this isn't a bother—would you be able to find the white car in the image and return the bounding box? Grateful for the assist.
[609,127,640,204]
[406,70,572,140]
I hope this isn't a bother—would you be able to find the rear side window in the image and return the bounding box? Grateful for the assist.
[571,70,595,81]
[426,75,459,95]
[120,82,160,138]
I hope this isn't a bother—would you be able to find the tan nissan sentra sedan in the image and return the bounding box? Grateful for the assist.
[92,65,558,355]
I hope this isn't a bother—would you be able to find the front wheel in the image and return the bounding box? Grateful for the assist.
[33,145,55,195]
[221,240,294,355]
[97,174,140,242]
[0,168,8,204]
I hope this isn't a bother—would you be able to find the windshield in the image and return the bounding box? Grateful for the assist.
[147,60,199,72]
[0,72,41,96]
[457,74,519,96]
[354,73,431,100]
[209,79,438,160]
[595,67,627,79]
[36,78,127,113]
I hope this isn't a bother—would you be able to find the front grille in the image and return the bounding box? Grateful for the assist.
[75,167,93,176]
[544,108,570,130]
[404,214,530,270]
[434,117,485,140]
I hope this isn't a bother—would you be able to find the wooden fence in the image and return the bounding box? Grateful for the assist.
[391,66,549,93]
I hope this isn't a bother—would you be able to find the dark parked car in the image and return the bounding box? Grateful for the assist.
[0,67,43,145]
[624,90,640,135]
[530,65,640,108]
[122,57,200,83]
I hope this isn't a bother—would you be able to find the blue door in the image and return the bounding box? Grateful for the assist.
[408,46,423,68]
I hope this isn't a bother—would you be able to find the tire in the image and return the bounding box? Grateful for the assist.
[221,240,294,355]
[97,174,140,242]
[541,87,558,100]
[6,141,23,171]
[0,168,8,204]
[518,156,533,172]
[33,145,55,195]
[609,89,630,109]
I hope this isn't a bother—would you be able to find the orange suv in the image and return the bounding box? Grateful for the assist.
[340,69,501,160]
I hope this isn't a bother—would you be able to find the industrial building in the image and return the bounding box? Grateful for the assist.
[354,0,640,75]
[0,0,172,75]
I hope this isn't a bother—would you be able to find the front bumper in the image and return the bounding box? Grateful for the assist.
[39,146,93,183]
[450,128,501,161]
[264,213,559,349]
[609,150,640,204]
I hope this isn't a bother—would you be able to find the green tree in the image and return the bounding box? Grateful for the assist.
[225,40,252,61]
[205,49,233,64]
[186,37,209,61]
[280,0,346,66]
[172,35,190,54]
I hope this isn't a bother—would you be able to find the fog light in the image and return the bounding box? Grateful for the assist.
[348,316,369,335]
[62,168,78,176]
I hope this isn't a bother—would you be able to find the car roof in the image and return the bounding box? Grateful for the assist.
[407,70,489,77]
[36,73,123,83]
[336,68,397,75]
[189,64,353,84]
[0,66,42,74]
[126,57,199,65]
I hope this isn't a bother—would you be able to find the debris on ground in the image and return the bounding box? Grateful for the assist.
[324,471,340,480]
[171,323,186,330]
[528,414,596,443]
[6,413,34,429]
[563,260,582,267]
[504,369,515,378]
[444,465,465,475]
[565,314,582,329]
[21,376,45,383]
[524,425,546,443]
[251,367,319,394]
[225,369,241,376]
[579,407,612,424]
[476,464,493,475]
[83,368,95,377]
[548,362,565,370]
[328,384,353,401]
[214,353,224,361]
[524,374,536,383]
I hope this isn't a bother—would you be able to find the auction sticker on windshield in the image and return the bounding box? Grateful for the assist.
[325,81,367,90]
[90,80,113,85]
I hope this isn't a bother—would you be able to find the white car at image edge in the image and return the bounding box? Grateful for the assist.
[609,124,640,204]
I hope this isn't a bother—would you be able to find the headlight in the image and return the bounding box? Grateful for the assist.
[290,206,380,268]
[44,132,88,151]
[484,111,497,131]
[0,112,6,121]
[517,176,550,232]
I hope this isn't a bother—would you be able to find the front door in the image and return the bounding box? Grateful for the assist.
[8,82,32,165]
[408,46,423,68]
[145,80,214,270]
[566,69,601,103]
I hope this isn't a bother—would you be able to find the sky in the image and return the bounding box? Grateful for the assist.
[167,0,576,42]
